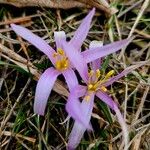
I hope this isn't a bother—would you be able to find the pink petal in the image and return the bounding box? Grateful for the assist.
[11,24,55,64]
[67,93,94,149]
[69,8,95,50]
[66,95,84,125]
[66,87,92,129]
[81,92,95,121]
[96,91,116,110]
[96,91,129,149]
[62,41,88,83]
[34,67,60,115]
[62,69,78,90]
[89,40,103,70]
[83,38,132,63]
[72,85,87,97]
[54,31,66,49]
[66,93,85,127]
[114,104,129,150]
[103,64,143,87]
[67,122,86,149]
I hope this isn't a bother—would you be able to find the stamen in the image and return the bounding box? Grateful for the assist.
[85,95,90,101]
[53,48,69,71]
[87,69,114,95]
[55,61,61,70]
[100,86,107,92]
[63,58,69,68]
[104,70,115,80]
[55,58,69,71]
[53,52,58,57]
[57,48,64,55]
[88,84,94,90]
[96,69,101,78]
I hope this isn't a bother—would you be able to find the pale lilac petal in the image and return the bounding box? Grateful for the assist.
[68,122,86,150]
[66,88,92,129]
[96,91,115,110]
[103,70,127,87]
[69,8,95,50]
[34,67,60,115]
[62,69,78,90]
[72,85,87,97]
[67,93,94,149]
[11,24,55,64]
[66,93,86,128]
[83,38,132,63]
[81,92,95,121]
[62,41,88,83]
[114,104,129,150]
[54,31,66,49]
[103,64,142,87]
[65,94,88,129]
[96,91,128,150]
[89,40,103,70]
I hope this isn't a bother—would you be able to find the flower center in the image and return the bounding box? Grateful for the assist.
[53,48,69,71]
[87,69,115,92]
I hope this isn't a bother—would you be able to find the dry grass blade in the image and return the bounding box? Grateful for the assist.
[130,127,149,149]
[117,0,143,18]
[133,86,150,123]
[128,0,150,38]
[0,0,118,15]
[0,0,85,9]
[3,131,36,143]
[119,0,149,58]
[0,14,40,26]
[0,79,31,132]
[0,1,149,149]
[77,0,118,14]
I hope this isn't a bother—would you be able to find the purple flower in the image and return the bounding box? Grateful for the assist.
[10,7,134,150]
[11,8,131,117]
[63,41,134,150]
[10,8,96,115]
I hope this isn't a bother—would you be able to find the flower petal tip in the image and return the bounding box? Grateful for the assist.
[54,31,66,39]
[10,23,18,30]
[67,146,74,150]
[34,110,44,116]
[91,7,95,13]
[10,23,22,30]
[89,7,95,17]
[10,23,15,27]
[34,103,45,116]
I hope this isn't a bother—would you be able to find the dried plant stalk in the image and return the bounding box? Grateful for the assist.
[0,0,117,15]
[0,0,85,9]
[77,0,117,15]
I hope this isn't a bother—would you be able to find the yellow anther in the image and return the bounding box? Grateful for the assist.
[85,95,90,101]
[57,48,64,55]
[104,70,115,79]
[55,61,61,70]
[88,84,98,92]
[53,48,69,71]
[96,69,101,78]
[87,69,114,93]
[55,58,69,71]
[53,52,58,57]
[64,63,68,68]
[88,84,94,90]
[63,59,69,68]
[101,86,107,92]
